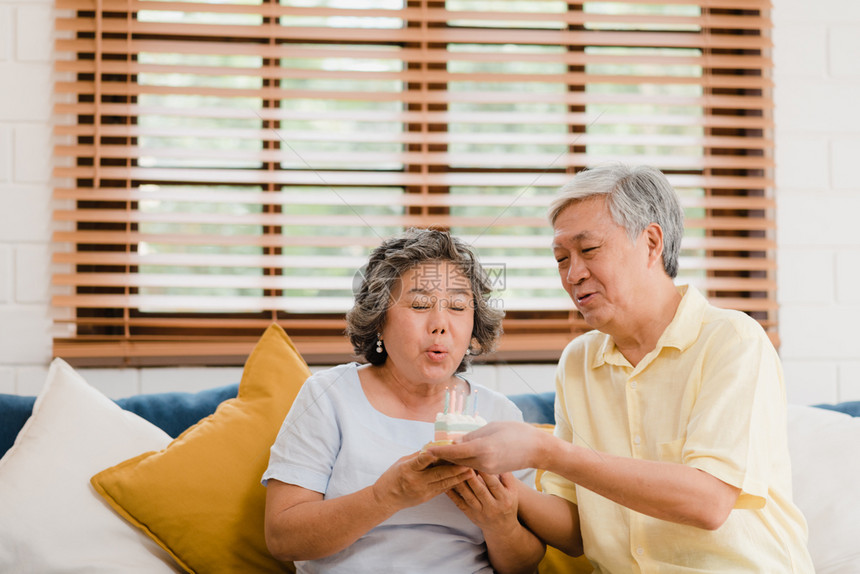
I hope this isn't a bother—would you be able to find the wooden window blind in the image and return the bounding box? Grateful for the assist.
[52,0,775,367]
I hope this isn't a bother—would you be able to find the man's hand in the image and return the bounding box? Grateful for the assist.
[428,421,547,474]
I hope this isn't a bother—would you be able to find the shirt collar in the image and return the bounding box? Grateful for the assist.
[592,284,705,369]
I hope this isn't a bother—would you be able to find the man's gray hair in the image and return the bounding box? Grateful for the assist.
[548,163,684,278]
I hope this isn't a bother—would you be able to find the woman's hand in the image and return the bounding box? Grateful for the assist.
[267,452,474,562]
[447,471,519,534]
[448,472,546,574]
[372,451,474,514]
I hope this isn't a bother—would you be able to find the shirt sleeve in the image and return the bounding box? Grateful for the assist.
[682,320,783,509]
[261,373,341,493]
[538,360,578,504]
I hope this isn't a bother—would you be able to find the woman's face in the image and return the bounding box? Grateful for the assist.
[380,260,475,387]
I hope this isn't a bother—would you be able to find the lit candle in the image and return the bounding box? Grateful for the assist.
[472,389,478,415]
[444,388,450,414]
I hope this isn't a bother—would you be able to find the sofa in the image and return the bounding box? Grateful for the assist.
[1,324,858,573]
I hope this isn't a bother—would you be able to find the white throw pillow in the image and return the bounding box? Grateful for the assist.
[787,404,860,574]
[0,358,181,572]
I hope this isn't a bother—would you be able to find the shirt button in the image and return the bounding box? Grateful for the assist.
[633,435,641,445]
[630,381,637,389]
[637,547,644,556]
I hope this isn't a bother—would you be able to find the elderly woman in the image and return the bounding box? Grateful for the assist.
[262,228,544,574]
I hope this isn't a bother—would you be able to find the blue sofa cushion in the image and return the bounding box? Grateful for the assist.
[2,384,857,461]
[115,384,239,439]
[509,391,556,426]
[0,384,240,460]
[814,400,860,418]
[0,394,37,459]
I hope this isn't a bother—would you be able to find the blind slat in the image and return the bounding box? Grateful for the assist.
[55,62,774,93]
[55,38,772,71]
[56,0,771,30]
[55,129,773,149]
[53,251,777,272]
[54,292,779,313]
[55,18,772,51]
[54,82,773,111]
[54,103,775,132]
[54,187,777,210]
[54,230,777,252]
[54,166,775,187]
[55,209,776,233]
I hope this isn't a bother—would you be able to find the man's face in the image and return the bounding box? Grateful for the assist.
[552,196,653,335]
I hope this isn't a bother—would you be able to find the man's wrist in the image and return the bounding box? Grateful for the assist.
[531,427,554,471]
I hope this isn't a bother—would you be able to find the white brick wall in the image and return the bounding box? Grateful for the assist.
[0,0,56,389]
[15,4,53,64]
[0,0,858,405]
[773,0,860,404]
[0,6,12,63]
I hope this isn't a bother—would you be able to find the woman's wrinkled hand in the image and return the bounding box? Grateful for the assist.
[371,451,474,514]
[447,471,520,534]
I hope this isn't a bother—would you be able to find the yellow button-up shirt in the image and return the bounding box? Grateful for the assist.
[541,285,814,573]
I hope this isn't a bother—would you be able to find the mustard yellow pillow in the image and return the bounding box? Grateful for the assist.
[539,545,593,574]
[91,324,309,573]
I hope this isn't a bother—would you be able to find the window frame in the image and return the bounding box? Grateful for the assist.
[52,0,776,367]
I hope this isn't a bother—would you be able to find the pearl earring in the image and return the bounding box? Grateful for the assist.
[465,348,471,356]
[376,335,383,354]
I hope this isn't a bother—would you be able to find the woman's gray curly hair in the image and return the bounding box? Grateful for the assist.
[346,228,504,373]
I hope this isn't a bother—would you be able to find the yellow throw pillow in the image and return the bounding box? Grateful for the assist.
[539,545,593,574]
[91,324,309,573]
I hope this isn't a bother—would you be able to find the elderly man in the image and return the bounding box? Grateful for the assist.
[431,164,813,572]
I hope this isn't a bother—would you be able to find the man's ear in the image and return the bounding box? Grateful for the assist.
[643,223,664,268]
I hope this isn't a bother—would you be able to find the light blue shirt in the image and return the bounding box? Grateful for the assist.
[263,363,534,574]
